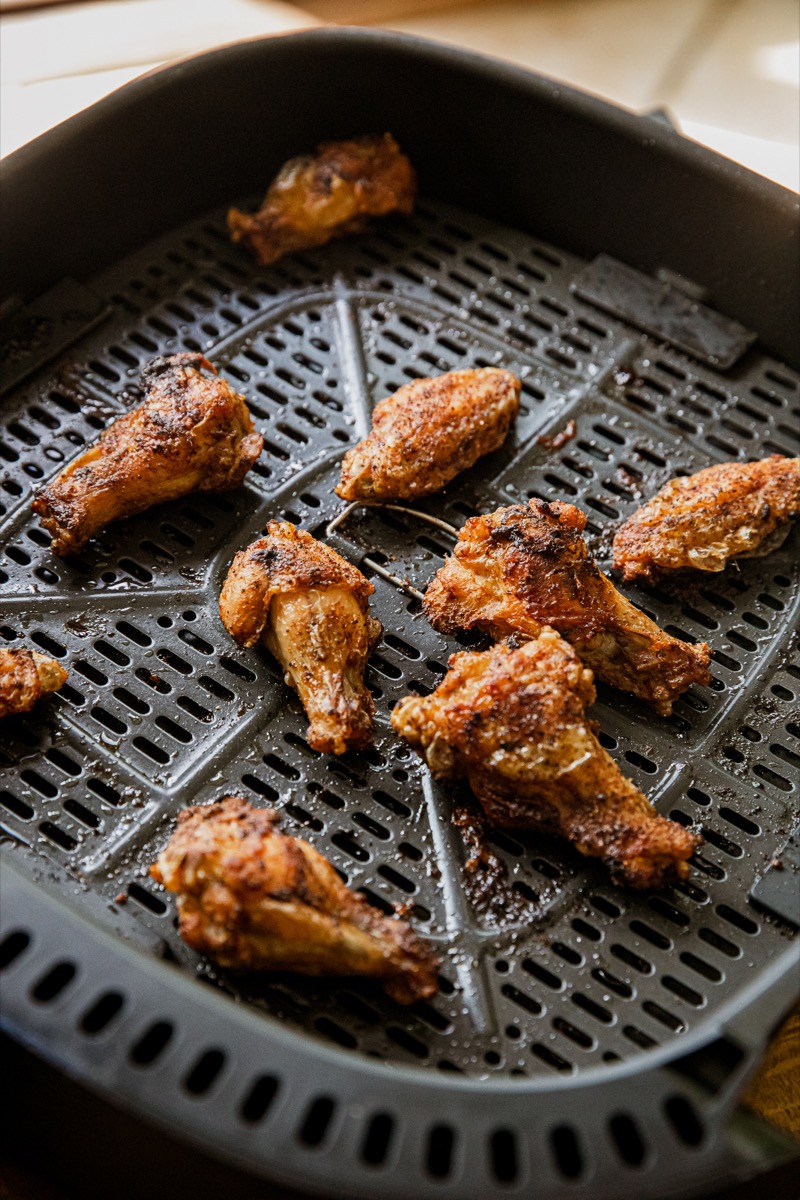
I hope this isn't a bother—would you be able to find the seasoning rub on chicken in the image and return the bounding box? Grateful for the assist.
[336,368,520,503]
[0,647,67,719]
[613,455,800,584]
[33,354,263,557]
[152,797,440,1003]
[220,522,382,755]
[228,133,416,267]
[392,632,700,889]
[424,499,710,716]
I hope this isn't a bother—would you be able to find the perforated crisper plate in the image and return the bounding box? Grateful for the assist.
[2,191,799,1200]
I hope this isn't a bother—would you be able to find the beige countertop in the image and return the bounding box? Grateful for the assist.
[1,0,798,191]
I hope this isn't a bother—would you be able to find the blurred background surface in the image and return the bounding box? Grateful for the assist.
[1,0,798,190]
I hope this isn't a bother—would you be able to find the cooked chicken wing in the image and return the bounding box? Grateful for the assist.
[613,455,800,583]
[228,133,416,267]
[151,797,439,1003]
[0,647,67,718]
[392,631,700,888]
[33,354,263,557]
[423,499,710,716]
[220,522,382,754]
[336,368,520,503]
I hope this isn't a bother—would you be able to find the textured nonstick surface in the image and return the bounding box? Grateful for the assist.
[1,196,798,1089]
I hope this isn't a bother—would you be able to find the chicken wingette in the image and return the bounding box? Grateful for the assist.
[336,368,520,503]
[219,522,382,754]
[228,133,416,267]
[392,631,701,889]
[423,499,710,716]
[0,647,67,718]
[613,455,800,583]
[33,353,263,557]
[151,797,440,1003]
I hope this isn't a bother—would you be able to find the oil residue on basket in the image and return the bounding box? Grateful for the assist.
[452,803,544,928]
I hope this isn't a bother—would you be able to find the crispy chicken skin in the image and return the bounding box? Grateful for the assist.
[336,368,520,503]
[392,632,700,888]
[33,354,263,557]
[0,647,67,718]
[151,797,439,1003]
[424,499,710,716]
[220,522,382,754]
[228,133,416,267]
[613,455,800,583]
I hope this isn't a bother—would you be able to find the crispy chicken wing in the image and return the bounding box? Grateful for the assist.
[0,647,67,718]
[151,797,439,1003]
[33,354,263,557]
[228,133,416,267]
[424,499,710,716]
[336,368,520,503]
[220,522,382,754]
[613,455,800,583]
[392,631,700,888]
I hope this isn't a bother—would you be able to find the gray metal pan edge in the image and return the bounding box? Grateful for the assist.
[1,28,798,367]
[1,28,799,1200]
[3,858,799,1200]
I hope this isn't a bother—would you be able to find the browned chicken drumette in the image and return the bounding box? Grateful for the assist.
[151,797,440,1003]
[423,499,711,716]
[0,647,67,718]
[613,455,800,584]
[228,133,416,267]
[392,631,700,889]
[33,354,263,557]
[220,522,382,754]
[336,368,520,503]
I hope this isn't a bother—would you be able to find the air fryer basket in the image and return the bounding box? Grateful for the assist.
[1,29,798,1200]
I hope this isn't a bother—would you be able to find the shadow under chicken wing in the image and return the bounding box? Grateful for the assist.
[0,647,67,718]
[33,353,263,557]
[228,133,416,267]
[423,498,710,716]
[336,367,520,503]
[613,455,800,583]
[219,522,382,754]
[392,631,700,888]
[151,797,440,1004]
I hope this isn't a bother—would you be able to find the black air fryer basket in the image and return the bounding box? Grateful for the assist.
[1,29,799,1200]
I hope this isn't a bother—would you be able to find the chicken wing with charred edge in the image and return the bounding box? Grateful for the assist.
[392,631,701,889]
[613,455,800,584]
[0,647,67,719]
[228,133,416,267]
[219,522,382,755]
[423,498,711,716]
[336,368,520,503]
[33,354,263,557]
[151,797,440,1004]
